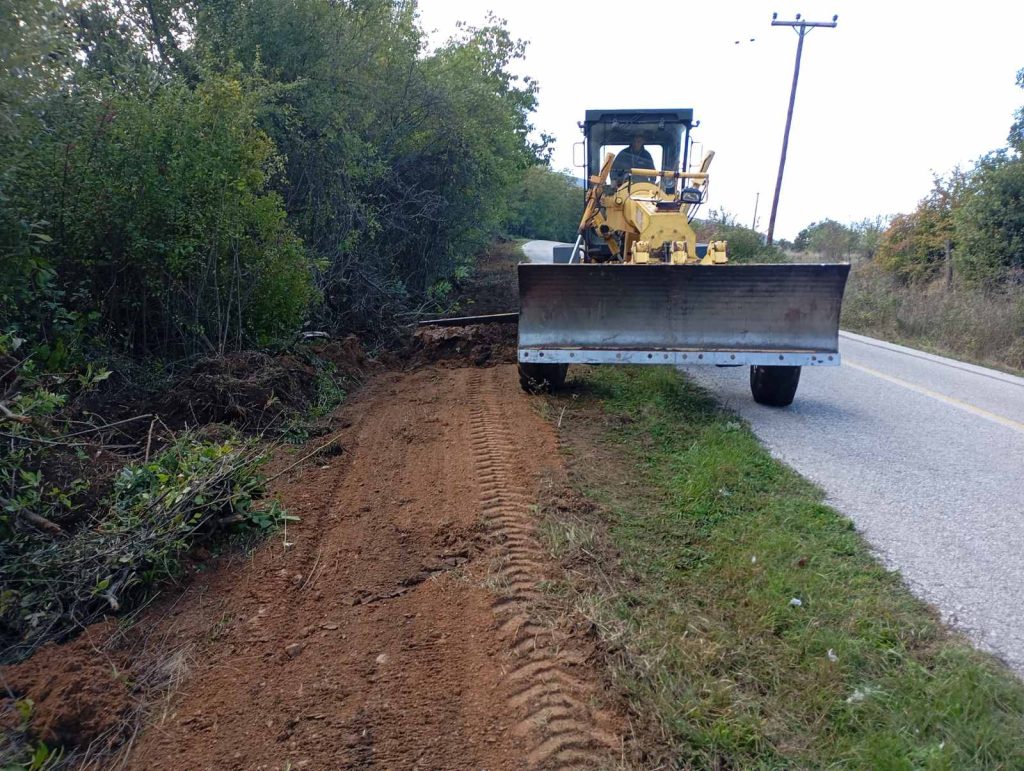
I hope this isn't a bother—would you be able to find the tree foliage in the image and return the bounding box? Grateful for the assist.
[874,171,963,281]
[873,66,1024,288]
[954,152,1024,284]
[505,167,583,242]
[1,0,545,356]
[794,219,859,262]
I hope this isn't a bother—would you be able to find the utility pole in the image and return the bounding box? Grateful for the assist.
[752,192,760,231]
[766,13,837,246]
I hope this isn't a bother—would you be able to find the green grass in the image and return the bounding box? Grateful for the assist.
[544,366,1024,769]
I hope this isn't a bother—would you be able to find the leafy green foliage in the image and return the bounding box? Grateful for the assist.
[794,219,860,261]
[0,333,111,540]
[4,68,311,356]
[3,0,545,354]
[953,151,1024,285]
[505,167,583,242]
[194,1,543,339]
[1,431,283,659]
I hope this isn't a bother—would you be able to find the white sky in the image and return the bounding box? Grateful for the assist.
[416,0,1024,239]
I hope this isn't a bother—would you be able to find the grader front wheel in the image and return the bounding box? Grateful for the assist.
[750,365,801,407]
[518,362,568,393]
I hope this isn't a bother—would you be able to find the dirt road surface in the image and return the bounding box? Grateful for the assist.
[123,364,620,769]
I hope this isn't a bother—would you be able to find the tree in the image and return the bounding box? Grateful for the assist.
[505,167,583,242]
[851,216,890,260]
[954,152,1024,285]
[1009,67,1024,152]
[793,220,858,261]
[875,170,965,282]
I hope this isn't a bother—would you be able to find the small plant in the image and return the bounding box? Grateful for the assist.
[312,364,347,418]
[0,332,111,539]
[1,432,285,660]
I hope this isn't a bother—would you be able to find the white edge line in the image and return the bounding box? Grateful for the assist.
[840,330,1024,387]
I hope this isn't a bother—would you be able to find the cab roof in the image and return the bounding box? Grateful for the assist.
[584,108,694,126]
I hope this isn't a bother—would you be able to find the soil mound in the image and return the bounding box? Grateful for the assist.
[307,334,369,373]
[163,336,371,429]
[162,351,315,427]
[1,621,131,751]
[412,323,516,367]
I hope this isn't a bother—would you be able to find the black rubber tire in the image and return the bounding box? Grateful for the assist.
[518,362,568,393]
[749,365,801,407]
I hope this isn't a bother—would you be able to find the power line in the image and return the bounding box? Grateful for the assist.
[766,12,838,245]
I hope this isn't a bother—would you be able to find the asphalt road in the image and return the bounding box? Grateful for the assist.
[521,240,1024,674]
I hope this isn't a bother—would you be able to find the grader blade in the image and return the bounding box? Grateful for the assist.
[517,263,850,367]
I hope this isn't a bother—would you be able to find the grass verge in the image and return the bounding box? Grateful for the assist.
[541,365,1024,769]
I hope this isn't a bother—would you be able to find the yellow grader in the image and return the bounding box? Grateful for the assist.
[516,108,849,406]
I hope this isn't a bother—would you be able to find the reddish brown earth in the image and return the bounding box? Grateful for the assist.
[55,364,621,769]
[1,621,132,751]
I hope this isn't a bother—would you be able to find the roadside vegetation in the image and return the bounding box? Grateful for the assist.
[1,0,549,684]
[504,167,584,243]
[542,365,1024,769]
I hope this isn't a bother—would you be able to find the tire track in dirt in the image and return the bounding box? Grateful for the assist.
[469,370,617,768]
[104,365,619,770]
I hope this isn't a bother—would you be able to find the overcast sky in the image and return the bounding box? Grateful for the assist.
[417,0,1024,239]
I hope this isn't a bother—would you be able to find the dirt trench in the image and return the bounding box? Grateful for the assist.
[116,364,620,769]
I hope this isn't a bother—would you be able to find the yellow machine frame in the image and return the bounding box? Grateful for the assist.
[578,151,727,265]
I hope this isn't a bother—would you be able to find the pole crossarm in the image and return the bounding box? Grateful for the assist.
[771,19,838,28]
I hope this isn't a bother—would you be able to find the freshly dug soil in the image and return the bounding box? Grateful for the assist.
[114,365,620,769]
[411,323,517,367]
[1,621,131,750]
[161,351,316,427]
[1,247,626,767]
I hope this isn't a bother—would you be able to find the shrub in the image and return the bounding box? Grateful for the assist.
[506,166,584,242]
[40,75,313,355]
[1,431,286,660]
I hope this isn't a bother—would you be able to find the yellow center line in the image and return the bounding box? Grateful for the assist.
[844,359,1024,435]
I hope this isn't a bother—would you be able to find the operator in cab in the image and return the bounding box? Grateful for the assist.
[611,134,656,184]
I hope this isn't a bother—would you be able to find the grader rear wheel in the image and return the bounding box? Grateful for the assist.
[518,362,568,393]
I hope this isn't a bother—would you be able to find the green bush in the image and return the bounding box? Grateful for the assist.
[506,166,584,242]
[5,73,313,356]
[954,152,1024,285]
[1,429,286,659]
